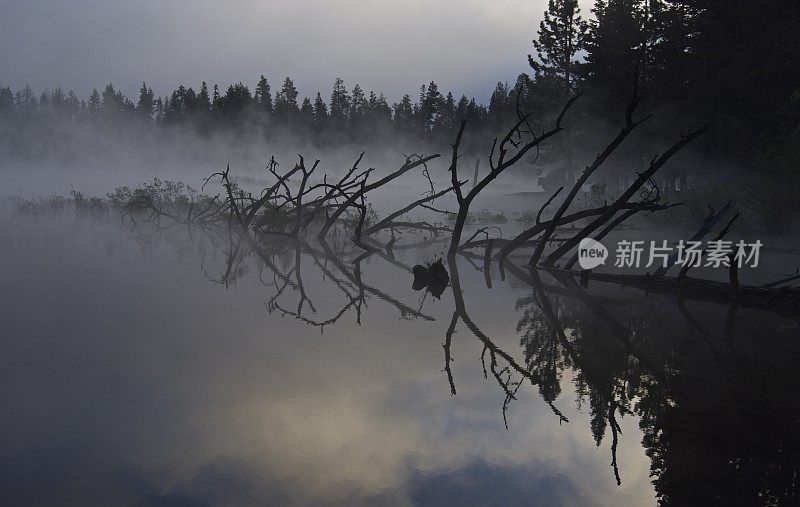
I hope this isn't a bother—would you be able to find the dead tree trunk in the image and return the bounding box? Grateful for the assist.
[541,122,709,267]
[529,88,650,266]
[448,93,582,261]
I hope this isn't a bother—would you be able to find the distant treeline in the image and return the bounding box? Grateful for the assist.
[1,76,504,144]
[1,0,797,174]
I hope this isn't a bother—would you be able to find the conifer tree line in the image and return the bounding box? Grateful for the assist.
[0,76,496,144]
[1,0,797,169]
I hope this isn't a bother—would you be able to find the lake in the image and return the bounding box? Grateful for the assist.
[1,209,798,506]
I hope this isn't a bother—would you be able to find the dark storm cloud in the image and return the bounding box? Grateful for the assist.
[0,0,563,101]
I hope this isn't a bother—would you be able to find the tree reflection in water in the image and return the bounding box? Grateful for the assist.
[123,219,800,505]
[504,260,800,505]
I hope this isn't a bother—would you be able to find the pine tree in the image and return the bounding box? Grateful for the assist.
[51,86,66,113]
[329,78,350,126]
[162,96,170,124]
[529,0,588,95]
[101,84,126,121]
[585,0,645,104]
[366,91,392,125]
[468,98,487,124]
[393,94,415,134]
[349,84,366,129]
[20,85,38,113]
[300,97,314,127]
[374,93,392,120]
[197,82,211,119]
[218,83,252,124]
[39,89,50,111]
[273,77,299,121]
[0,85,13,115]
[211,84,221,123]
[455,95,470,122]
[435,91,457,136]
[512,73,536,109]
[488,82,514,127]
[136,82,155,121]
[183,87,199,123]
[153,97,164,125]
[65,90,80,119]
[254,75,272,114]
[87,89,101,119]
[164,85,188,124]
[313,92,328,129]
[417,81,441,135]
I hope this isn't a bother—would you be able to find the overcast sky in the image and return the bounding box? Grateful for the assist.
[0,0,593,103]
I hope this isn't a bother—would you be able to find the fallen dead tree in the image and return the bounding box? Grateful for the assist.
[436,83,800,313]
[185,151,462,255]
[26,74,799,318]
[68,80,714,297]
[557,268,800,318]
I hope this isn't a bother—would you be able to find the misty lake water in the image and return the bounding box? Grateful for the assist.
[1,206,799,506]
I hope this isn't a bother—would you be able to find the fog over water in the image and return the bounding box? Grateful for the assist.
[2,0,799,504]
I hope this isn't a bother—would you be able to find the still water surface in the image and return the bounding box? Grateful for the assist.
[1,213,798,506]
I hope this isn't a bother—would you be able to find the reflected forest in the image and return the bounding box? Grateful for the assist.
[2,1,800,506]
